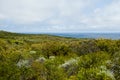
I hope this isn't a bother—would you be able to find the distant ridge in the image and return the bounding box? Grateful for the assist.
[0,30,70,39]
[0,30,28,39]
[1,30,120,39]
[0,30,19,36]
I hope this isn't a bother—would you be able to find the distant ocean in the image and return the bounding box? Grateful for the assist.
[47,33,120,39]
[24,32,120,39]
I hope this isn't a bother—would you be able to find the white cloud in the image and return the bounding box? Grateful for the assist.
[0,13,7,20]
[0,0,93,24]
[0,0,120,32]
[84,0,120,28]
[0,0,58,24]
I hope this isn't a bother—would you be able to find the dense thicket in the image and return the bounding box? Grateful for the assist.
[0,31,120,80]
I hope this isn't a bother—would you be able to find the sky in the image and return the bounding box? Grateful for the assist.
[0,0,120,33]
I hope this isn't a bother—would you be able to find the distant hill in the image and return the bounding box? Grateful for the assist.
[0,30,23,38]
[0,30,74,40]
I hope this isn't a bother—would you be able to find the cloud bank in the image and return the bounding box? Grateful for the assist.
[0,0,120,32]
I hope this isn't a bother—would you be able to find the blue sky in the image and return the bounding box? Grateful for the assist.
[0,0,120,33]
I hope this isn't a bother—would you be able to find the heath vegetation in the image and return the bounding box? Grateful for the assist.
[0,31,120,80]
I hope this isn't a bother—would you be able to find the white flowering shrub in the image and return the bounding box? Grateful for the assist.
[30,51,36,54]
[17,60,30,67]
[97,65,115,80]
[35,57,46,63]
